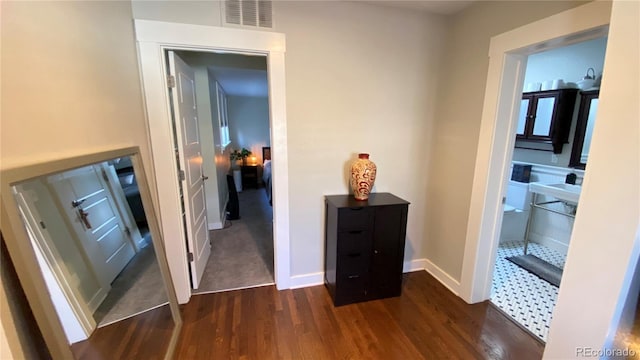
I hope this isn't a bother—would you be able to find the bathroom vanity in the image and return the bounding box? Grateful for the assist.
[524,182,581,254]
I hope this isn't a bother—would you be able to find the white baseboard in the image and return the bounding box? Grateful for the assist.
[424,259,461,296]
[529,233,569,254]
[403,258,427,272]
[289,272,324,289]
[208,196,229,231]
[287,259,429,290]
[208,221,224,230]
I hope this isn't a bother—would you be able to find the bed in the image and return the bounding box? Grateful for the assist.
[262,147,272,205]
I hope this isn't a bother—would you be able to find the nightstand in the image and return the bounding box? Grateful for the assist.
[241,165,259,189]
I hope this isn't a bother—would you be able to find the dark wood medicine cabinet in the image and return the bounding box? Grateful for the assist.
[569,89,599,169]
[515,88,579,154]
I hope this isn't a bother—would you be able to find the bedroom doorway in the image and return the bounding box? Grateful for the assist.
[135,21,290,304]
[171,50,275,294]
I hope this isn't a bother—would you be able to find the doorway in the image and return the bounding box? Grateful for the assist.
[135,20,290,304]
[170,50,275,294]
[459,1,611,305]
[488,36,608,341]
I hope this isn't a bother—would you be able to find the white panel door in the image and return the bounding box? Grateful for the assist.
[168,51,211,289]
[49,165,135,287]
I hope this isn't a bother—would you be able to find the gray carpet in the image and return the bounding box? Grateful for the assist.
[93,238,168,327]
[507,254,563,287]
[194,188,274,294]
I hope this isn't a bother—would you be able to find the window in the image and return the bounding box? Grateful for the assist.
[216,82,231,148]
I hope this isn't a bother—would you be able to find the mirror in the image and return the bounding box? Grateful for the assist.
[570,89,599,169]
[0,147,181,359]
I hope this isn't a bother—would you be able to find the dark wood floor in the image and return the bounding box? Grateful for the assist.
[73,271,544,359]
[71,305,174,359]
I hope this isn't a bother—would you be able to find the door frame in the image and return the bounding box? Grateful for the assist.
[459,1,611,304]
[13,184,96,341]
[134,20,290,303]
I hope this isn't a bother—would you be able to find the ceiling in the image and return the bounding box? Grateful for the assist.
[360,0,476,15]
[208,66,269,98]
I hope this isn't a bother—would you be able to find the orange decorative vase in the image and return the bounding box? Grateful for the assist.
[350,153,377,200]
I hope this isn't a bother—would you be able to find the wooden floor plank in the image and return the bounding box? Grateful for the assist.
[72,271,544,359]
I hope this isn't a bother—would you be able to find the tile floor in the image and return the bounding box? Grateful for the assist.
[491,241,567,342]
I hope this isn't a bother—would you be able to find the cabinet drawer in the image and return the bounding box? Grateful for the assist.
[337,207,372,230]
[337,252,369,276]
[337,252,369,275]
[337,230,369,254]
[334,273,367,306]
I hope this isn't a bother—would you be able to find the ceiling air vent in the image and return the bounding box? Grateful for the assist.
[223,0,273,30]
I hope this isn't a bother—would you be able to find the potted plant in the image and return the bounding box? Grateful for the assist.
[230,148,252,168]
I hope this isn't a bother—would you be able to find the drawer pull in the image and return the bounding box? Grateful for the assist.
[348,275,360,279]
[350,207,364,211]
[348,230,363,234]
[347,253,361,258]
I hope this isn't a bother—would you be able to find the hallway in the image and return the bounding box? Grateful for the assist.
[193,188,274,294]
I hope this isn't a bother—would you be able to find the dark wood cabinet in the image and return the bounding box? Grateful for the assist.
[240,165,259,189]
[324,193,409,306]
[516,89,578,153]
[569,89,599,169]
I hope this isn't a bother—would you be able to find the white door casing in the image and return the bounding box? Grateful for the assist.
[13,184,97,341]
[48,165,136,288]
[459,2,611,304]
[135,20,290,303]
[168,51,211,289]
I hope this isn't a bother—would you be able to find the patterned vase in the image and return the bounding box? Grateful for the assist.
[350,153,377,201]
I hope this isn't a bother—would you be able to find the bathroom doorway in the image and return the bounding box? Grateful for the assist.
[489,36,608,342]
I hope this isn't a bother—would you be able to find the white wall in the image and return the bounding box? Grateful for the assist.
[524,36,608,87]
[131,0,222,26]
[227,96,270,164]
[274,1,446,276]
[1,1,150,358]
[545,0,640,356]
[208,72,231,219]
[513,36,608,167]
[132,1,447,278]
[427,0,588,282]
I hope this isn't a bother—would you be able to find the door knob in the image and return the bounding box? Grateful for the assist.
[202,175,209,181]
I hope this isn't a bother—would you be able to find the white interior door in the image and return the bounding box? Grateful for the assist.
[168,51,211,289]
[49,165,135,287]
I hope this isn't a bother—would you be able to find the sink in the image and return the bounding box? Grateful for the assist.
[529,182,581,204]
